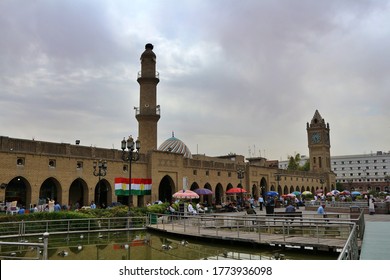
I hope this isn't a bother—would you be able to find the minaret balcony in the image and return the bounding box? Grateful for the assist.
[134,105,161,116]
[137,71,159,79]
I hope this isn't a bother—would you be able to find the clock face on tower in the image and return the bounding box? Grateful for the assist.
[311,132,321,144]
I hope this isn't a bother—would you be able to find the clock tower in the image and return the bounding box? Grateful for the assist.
[307,110,331,173]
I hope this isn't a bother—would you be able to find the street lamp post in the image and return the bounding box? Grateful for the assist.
[93,160,107,207]
[237,167,245,207]
[121,136,140,211]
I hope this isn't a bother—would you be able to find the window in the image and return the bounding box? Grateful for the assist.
[76,161,83,169]
[123,165,128,172]
[48,159,56,168]
[349,161,352,164]
[341,161,344,164]
[228,172,231,177]
[16,157,25,166]
[205,170,209,176]
[357,160,360,164]
[193,170,197,175]
[350,173,353,176]
[365,160,369,163]
[217,171,221,176]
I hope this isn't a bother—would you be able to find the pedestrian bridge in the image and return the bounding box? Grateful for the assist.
[147,212,364,259]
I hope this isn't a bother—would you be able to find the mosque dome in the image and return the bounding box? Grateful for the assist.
[158,133,192,158]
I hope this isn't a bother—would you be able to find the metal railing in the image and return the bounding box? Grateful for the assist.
[148,212,363,260]
[337,224,359,260]
[0,216,147,238]
[0,232,49,260]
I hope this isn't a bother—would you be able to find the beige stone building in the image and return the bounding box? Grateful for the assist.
[0,44,336,210]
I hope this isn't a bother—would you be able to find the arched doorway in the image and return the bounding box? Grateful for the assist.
[203,183,212,206]
[94,178,110,208]
[158,175,175,203]
[260,177,267,198]
[215,183,223,205]
[40,177,61,205]
[69,178,88,209]
[5,176,31,208]
[190,182,199,191]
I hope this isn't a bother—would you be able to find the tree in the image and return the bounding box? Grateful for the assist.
[287,153,310,171]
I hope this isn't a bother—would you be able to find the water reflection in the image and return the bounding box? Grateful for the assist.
[42,231,337,260]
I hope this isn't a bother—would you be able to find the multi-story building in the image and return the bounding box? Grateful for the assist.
[332,152,390,193]
[279,152,390,193]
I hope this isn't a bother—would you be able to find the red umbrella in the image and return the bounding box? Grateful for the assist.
[340,190,351,195]
[226,187,247,194]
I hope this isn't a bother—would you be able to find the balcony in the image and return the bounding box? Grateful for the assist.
[137,71,159,79]
[134,105,161,116]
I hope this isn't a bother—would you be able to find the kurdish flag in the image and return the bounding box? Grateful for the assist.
[115,178,152,196]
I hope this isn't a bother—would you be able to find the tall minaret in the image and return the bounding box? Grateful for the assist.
[136,43,160,153]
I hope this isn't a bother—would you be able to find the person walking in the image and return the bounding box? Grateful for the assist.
[368,196,375,215]
[258,195,264,211]
[317,204,326,215]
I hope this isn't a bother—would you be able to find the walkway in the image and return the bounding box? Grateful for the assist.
[360,220,390,260]
[147,209,355,253]
[148,207,390,259]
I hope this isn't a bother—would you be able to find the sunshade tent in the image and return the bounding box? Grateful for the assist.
[172,189,199,199]
[226,187,247,194]
[340,190,351,195]
[302,191,312,196]
[292,191,301,196]
[194,188,213,195]
[266,191,279,196]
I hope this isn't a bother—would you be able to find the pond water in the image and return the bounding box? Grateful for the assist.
[2,230,338,260]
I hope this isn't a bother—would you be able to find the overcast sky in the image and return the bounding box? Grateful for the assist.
[1,0,389,161]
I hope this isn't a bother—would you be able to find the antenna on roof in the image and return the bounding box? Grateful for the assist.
[172,131,174,137]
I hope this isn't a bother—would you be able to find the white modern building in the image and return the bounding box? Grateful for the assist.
[279,151,390,193]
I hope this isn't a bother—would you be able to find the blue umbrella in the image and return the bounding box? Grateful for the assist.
[266,191,279,197]
[351,191,361,196]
